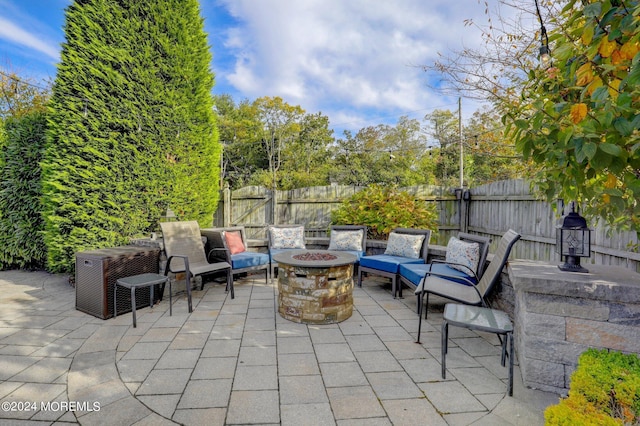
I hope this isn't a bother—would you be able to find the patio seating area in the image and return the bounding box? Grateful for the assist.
[0,269,558,425]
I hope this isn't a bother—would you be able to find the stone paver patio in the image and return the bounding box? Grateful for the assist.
[0,270,558,425]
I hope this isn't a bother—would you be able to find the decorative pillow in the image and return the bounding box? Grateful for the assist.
[384,232,425,259]
[329,229,364,251]
[269,226,305,249]
[446,236,480,275]
[223,230,245,255]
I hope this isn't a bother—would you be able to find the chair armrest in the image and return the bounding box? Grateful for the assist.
[430,259,479,281]
[165,254,190,274]
[207,248,230,264]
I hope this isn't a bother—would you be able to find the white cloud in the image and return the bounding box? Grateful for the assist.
[0,17,59,61]
[215,0,493,131]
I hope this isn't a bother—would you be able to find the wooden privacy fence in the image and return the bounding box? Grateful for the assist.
[213,179,640,272]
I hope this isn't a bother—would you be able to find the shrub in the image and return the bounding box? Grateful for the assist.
[42,0,219,273]
[544,348,640,425]
[331,184,439,240]
[0,112,47,269]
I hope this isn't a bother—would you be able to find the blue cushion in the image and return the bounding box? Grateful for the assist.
[231,252,269,269]
[359,254,423,274]
[399,263,477,287]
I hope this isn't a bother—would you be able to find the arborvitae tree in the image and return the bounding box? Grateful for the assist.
[43,0,219,272]
[0,112,48,270]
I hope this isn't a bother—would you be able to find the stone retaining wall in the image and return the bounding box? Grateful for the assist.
[508,261,640,395]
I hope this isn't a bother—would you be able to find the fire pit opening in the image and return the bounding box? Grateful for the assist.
[292,252,338,261]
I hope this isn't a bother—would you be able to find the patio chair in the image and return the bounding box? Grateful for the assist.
[328,225,367,272]
[160,221,233,313]
[267,224,306,279]
[415,229,521,340]
[358,228,432,298]
[399,232,491,311]
[201,226,270,284]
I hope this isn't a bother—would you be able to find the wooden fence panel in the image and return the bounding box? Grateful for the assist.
[275,185,366,236]
[215,179,639,271]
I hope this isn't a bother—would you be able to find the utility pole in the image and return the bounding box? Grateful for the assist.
[458,97,464,188]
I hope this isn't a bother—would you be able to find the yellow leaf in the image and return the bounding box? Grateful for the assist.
[608,79,621,99]
[611,50,625,65]
[570,103,588,124]
[576,63,593,86]
[620,41,639,60]
[586,76,603,96]
[598,38,617,58]
[581,26,594,46]
[602,194,610,204]
[605,173,617,189]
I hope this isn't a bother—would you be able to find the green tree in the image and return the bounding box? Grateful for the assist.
[43,0,219,272]
[215,95,263,189]
[465,108,528,186]
[424,110,463,187]
[331,117,431,187]
[251,96,305,190]
[504,0,640,233]
[280,112,334,189]
[0,112,48,269]
[0,70,49,119]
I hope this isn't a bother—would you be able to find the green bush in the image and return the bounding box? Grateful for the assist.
[545,348,640,425]
[0,112,47,269]
[331,184,439,240]
[42,0,219,273]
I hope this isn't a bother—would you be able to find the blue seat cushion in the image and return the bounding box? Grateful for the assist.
[359,255,423,274]
[231,252,269,270]
[400,263,477,287]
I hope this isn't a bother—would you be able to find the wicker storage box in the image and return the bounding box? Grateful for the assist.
[75,246,160,319]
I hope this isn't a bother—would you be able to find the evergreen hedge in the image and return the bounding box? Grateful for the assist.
[0,112,47,269]
[43,0,220,272]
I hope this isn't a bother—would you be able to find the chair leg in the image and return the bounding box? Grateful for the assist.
[227,269,234,299]
[130,286,137,328]
[169,280,173,316]
[441,320,448,378]
[416,287,426,343]
[185,268,193,313]
[163,270,173,316]
[508,332,514,396]
[500,334,507,367]
[424,293,430,319]
[392,276,397,299]
[358,269,363,287]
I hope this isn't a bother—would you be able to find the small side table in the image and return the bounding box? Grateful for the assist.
[441,303,514,396]
[115,273,168,327]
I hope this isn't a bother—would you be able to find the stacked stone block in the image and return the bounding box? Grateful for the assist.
[277,263,354,324]
[509,261,640,395]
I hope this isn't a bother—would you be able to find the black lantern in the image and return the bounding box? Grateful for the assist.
[556,203,591,273]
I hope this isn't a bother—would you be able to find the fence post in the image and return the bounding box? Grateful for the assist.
[461,188,470,233]
[272,188,278,225]
[223,183,231,227]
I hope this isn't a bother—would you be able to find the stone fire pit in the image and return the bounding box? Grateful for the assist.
[273,249,357,324]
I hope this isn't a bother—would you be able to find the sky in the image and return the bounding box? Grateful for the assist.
[0,0,507,136]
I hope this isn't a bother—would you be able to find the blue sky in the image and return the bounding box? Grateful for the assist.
[0,0,505,135]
